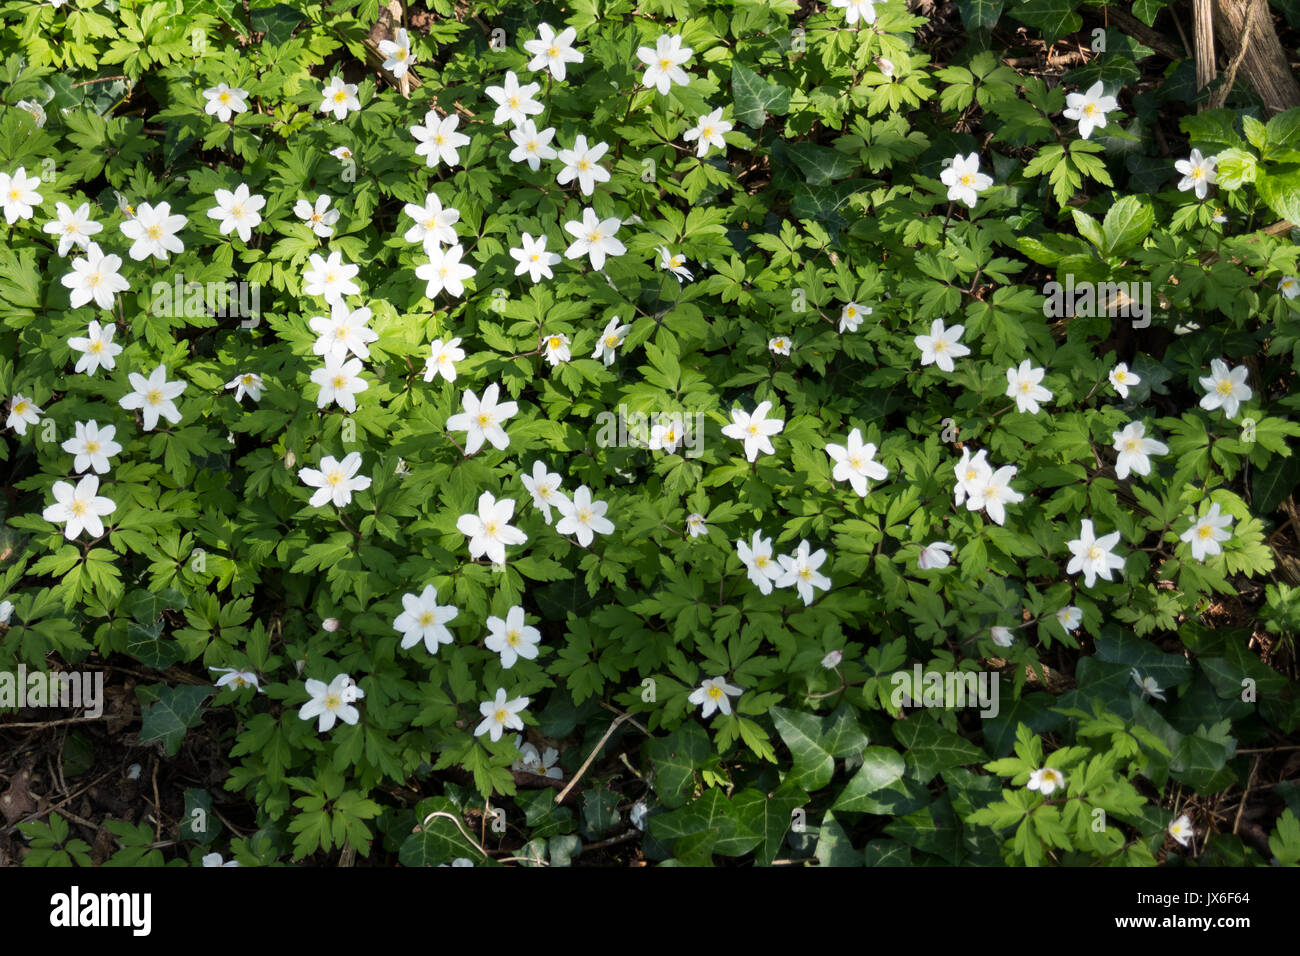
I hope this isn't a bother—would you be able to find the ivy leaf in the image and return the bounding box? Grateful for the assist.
[891,716,986,783]
[731,62,791,128]
[136,684,211,757]
[771,706,835,791]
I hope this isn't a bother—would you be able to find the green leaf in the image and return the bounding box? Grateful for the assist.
[137,685,212,757]
[770,706,835,791]
[731,62,791,129]
[892,716,986,783]
[833,747,907,812]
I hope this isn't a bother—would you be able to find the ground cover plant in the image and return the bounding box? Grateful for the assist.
[1,0,1299,869]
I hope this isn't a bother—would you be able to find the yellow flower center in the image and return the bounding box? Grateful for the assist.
[494,708,509,723]
[547,45,559,57]
[86,272,102,287]
[326,469,343,486]
[476,412,492,427]
[507,630,521,646]
[706,686,723,701]
[548,336,562,349]
[325,693,341,710]
[332,375,347,389]
[89,341,103,353]
[232,204,245,218]
[146,389,162,405]
[146,225,162,239]
[85,440,100,453]
[1216,379,1233,395]
[1197,524,1214,539]
[71,499,87,515]
[219,92,230,103]
[333,91,347,103]
[1087,545,1102,560]
[659,57,672,70]
[418,611,435,626]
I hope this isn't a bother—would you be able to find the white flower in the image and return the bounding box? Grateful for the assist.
[15,99,46,127]
[508,119,558,172]
[512,736,562,778]
[1112,421,1167,480]
[657,247,692,282]
[393,585,459,655]
[120,365,187,430]
[831,0,877,25]
[683,108,732,157]
[403,193,460,252]
[511,232,561,282]
[211,667,261,693]
[838,301,871,333]
[202,852,241,867]
[329,146,353,162]
[916,541,954,570]
[69,320,122,376]
[965,465,1023,526]
[474,688,529,742]
[485,70,543,126]
[319,76,361,120]
[564,208,626,271]
[41,474,116,540]
[43,201,102,256]
[775,540,831,605]
[768,335,792,356]
[295,195,340,238]
[0,166,42,223]
[522,461,566,524]
[311,355,368,413]
[543,333,571,366]
[310,303,378,363]
[299,452,371,508]
[411,110,469,168]
[1197,358,1252,419]
[648,418,686,454]
[6,394,41,435]
[1108,362,1140,398]
[485,606,541,669]
[1279,276,1300,300]
[61,420,122,474]
[637,33,693,95]
[685,513,707,538]
[524,23,583,81]
[226,372,264,403]
[629,800,648,831]
[202,83,249,122]
[0,600,12,626]
[821,649,843,669]
[1180,502,1233,562]
[1131,668,1167,702]
[1056,606,1082,631]
[825,428,888,497]
[1005,359,1052,414]
[556,134,611,196]
[1026,767,1066,795]
[940,153,993,208]
[554,484,614,547]
[120,201,186,261]
[61,242,129,310]
[1168,814,1193,847]
[914,318,970,372]
[1065,519,1125,588]
[440,858,475,867]
[445,383,518,455]
[990,626,1015,648]
[299,673,364,732]
[207,183,265,242]
[423,337,466,383]
[722,400,784,462]
[1175,149,1216,200]
[590,316,631,365]
[1063,81,1118,140]
[457,492,527,564]
[737,530,783,595]
[688,676,742,718]
[416,243,476,299]
[378,27,415,78]
[954,447,992,507]
[302,251,361,304]
[322,617,341,632]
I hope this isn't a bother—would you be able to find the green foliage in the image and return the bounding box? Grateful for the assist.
[1,0,1297,868]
